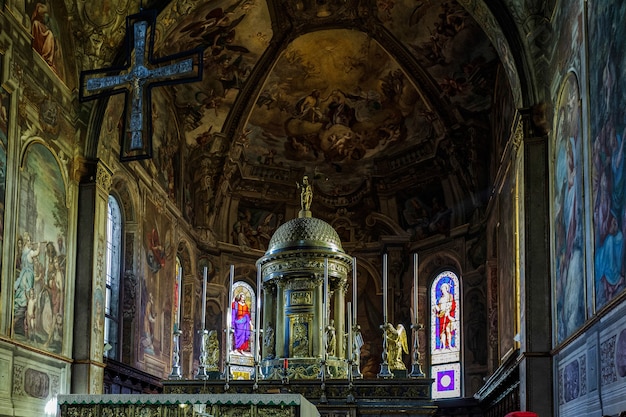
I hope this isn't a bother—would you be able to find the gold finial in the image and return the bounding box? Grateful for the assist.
[297,175,313,217]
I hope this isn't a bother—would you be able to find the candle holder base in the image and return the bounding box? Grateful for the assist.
[377,363,393,379]
[195,366,210,380]
[409,364,425,378]
[168,365,182,380]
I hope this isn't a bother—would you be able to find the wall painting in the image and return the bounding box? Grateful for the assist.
[0,86,9,296]
[139,197,173,372]
[13,142,67,355]
[588,0,626,310]
[552,73,586,343]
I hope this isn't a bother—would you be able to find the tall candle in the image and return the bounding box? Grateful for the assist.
[382,253,388,323]
[255,266,262,362]
[228,265,234,352]
[413,253,418,324]
[201,266,207,330]
[352,257,357,327]
[324,258,329,326]
[177,266,182,327]
[347,302,353,360]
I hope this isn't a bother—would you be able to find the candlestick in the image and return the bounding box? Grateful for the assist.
[176,266,182,327]
[324,258,329,326]
[352,257,357,326]
[382,253,388,323]
[201,267,207,330]
[347,302,353,360]
[413,253,418,324]
[255,266,262,362]
[228,265,234,350]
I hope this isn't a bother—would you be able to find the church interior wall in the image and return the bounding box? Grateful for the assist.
[1,0,626,415]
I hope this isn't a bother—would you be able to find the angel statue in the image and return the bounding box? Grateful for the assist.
[384,323,409,370]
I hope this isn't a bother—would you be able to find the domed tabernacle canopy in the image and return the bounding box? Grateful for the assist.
[265,216,345,255]
[255,177,354,380]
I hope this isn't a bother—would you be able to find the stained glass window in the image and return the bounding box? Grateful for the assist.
[105,195,122,359]
[430,270,461,398]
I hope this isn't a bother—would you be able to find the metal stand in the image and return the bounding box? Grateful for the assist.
[377,324,393,379]
[195,329,209,379]
[351,324,363,379]
[409,322,425,378]
[346,356,355,403]
[319,329,329,403]
[223,327,233,390]
[168,329,182,379]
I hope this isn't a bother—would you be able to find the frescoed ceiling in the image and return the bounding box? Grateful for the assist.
[63,0,547,245]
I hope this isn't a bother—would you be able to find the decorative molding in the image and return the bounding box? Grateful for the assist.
[95,163,112,191]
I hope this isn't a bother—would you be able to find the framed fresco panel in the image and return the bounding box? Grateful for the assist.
[13,142,68,355]
[551,73,586,344]
[497,170,517,362]
[0,87,9,296]
[587,0,626,310]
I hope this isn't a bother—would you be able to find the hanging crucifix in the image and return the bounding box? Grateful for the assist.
[79,9,203,161]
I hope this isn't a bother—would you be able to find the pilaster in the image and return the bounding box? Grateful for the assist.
[71,161,112,394]
[520,115,553,416]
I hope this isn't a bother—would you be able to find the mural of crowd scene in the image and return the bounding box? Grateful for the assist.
[231,204,284,251]
[382,0,497,113]
[553,73,586,344]
[246,29,430,192]
[13,142,67,355]
[498,174,517,361]
[158,0,272,137]
[398,184,452,241]
[0,87,9,293]
[140,199,173,363]
[588,0,626,309]
[21,1,69,83]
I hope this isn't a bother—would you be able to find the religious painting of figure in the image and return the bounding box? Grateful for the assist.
[588,0,626,310]
[430,271,460,357]
[142,91,181,201]
[13,142,68,355]
[552,73,586,344]
[140,198,173,361]
[497,175,517,361]
[0,87,9,294]
[230,281,255,357]
[25,1,67,82]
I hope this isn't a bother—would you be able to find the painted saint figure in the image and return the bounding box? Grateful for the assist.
[231,293,251,354]
[433,282,456,349]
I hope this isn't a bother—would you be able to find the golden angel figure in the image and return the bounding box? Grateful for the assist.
[385,323,409,370]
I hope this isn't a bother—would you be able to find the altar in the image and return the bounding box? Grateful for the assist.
[58,393,320,417]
